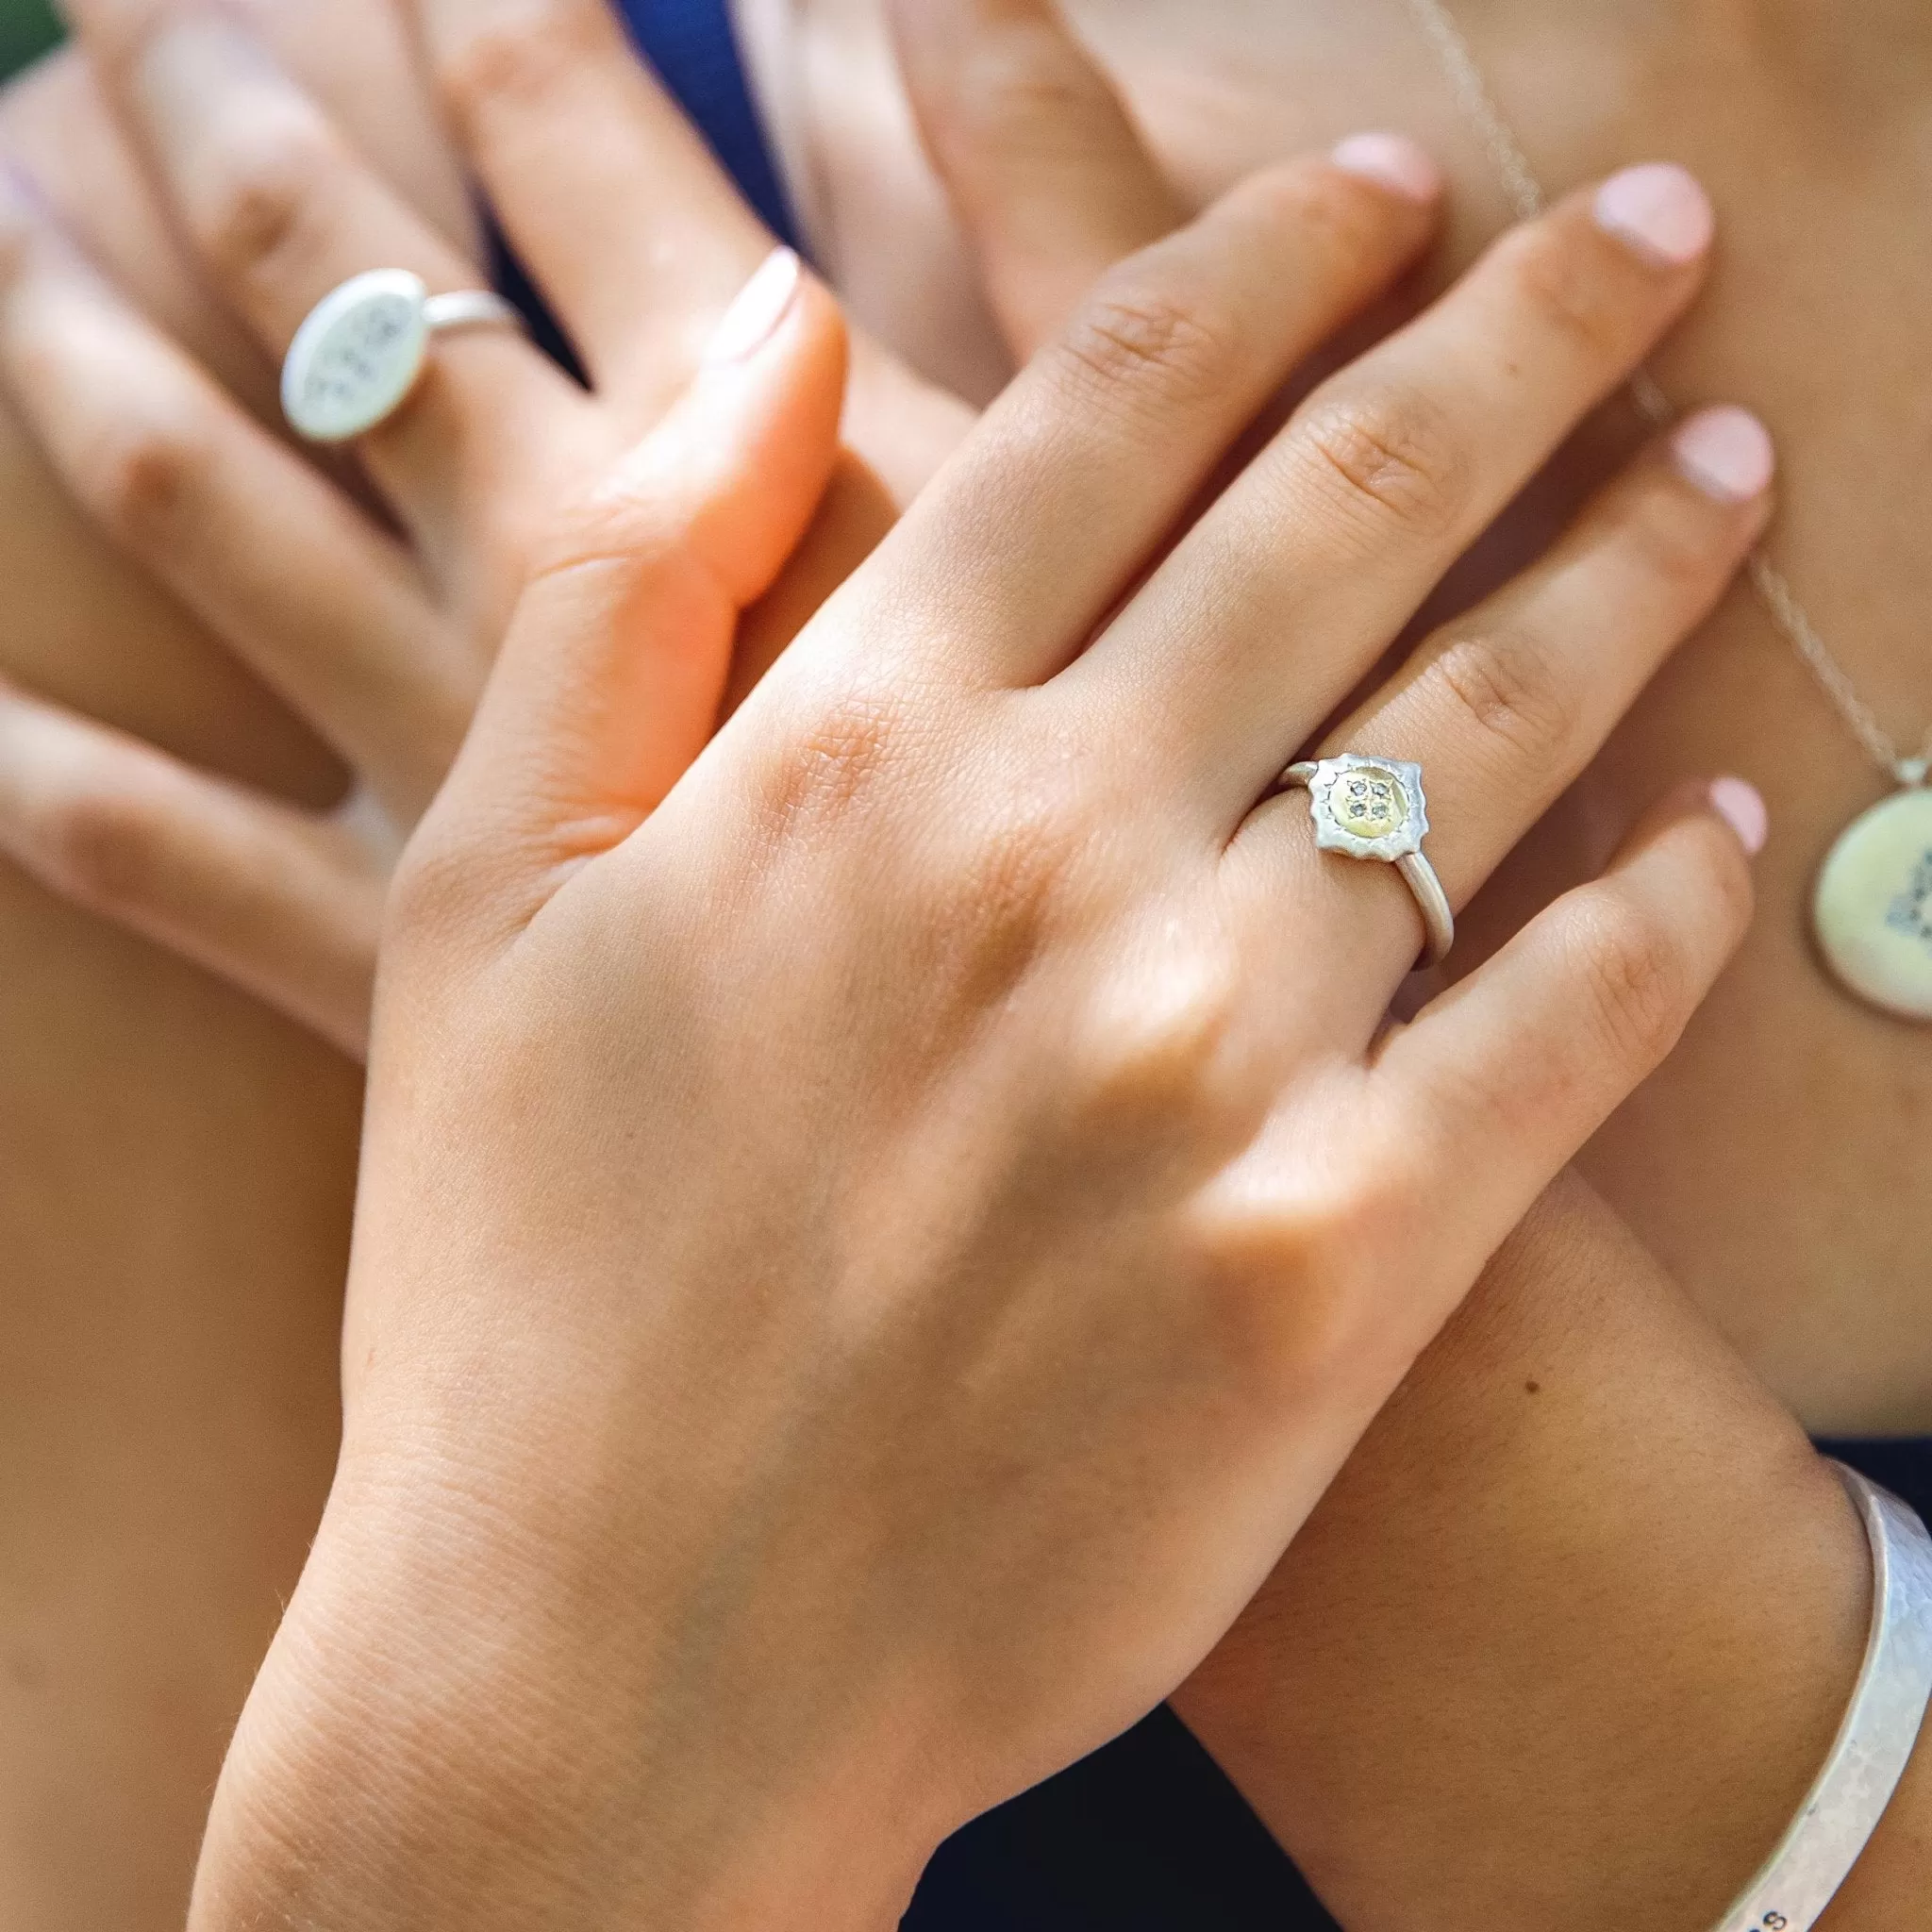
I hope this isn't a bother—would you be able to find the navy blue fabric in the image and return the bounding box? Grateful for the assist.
[494,0,799,376]
[904,1707,1332,1930]
[1822,1438,1932,1526]
[513,9,1932,1927]
[614,0,799,246]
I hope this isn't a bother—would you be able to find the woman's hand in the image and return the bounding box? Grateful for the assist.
[193,145,1771,1929]
[0,0,967,1056]
[891,17,1932,1927]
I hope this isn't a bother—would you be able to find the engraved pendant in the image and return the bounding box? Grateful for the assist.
[280,270,434,444]
[1812,784,1932,1022]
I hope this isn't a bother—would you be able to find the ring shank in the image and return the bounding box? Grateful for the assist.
[421,290,525,337]
[1281,761,1456,968]
[1397,851,1456,967]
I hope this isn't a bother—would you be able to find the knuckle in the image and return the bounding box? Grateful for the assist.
[1070,936,1244,1125]
[385,823,491,958]
[1494,222,1631,365]
[1707,829,1757,935]
[1052,275,1235,421]
[1251,160,1400,269]
[434,0,607,129]
[752,679,919,844]
[186,105,338,287]
[82,410,213,549]
[960,779,1088,913]
[1575,893,1691,1066]
[36,781,172,915]
[944,39,1112,159]
[1629,482,1736,594]
[1291,387,1470,545]
[0,201,37,290]
[917,785,1087,1010]
[1424,624,1575,769]
[1190,1170,1400,1407]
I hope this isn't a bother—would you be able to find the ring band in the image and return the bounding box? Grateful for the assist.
[281,269,525,444]
[1283,755,1455,966]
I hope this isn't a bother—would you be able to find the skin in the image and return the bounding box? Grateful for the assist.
[0,4,1916,1932]
[11,8,1901,1924]
[0,8,957,1922]
[0,34,383,1928]
[858,15,1932,1920]
[854,12,1932,1922]
[750,0,1932,1432]
[189,149,1770,1929]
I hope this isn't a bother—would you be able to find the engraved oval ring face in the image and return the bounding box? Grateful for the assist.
[1813,786,1932,1022]
[1333,765,1410,841]
[281,270,431,443]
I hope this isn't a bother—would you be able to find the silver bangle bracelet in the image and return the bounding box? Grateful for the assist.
[1709,1464,1932,1932]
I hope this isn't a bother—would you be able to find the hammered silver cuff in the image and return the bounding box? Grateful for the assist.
[1708,1464,1932,1932]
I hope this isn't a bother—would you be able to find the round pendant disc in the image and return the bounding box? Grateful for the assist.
[281,270,430,443]
[1813,787,1932,1021]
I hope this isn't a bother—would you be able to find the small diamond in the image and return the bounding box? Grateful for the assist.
[1332,766,1408,840]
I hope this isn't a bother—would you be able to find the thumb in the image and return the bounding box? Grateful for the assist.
[420,250,847,932]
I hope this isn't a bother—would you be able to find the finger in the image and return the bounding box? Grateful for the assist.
[422,255,847,922]
[1224,407,1775,1004]
[1087,164,1719,810]
[407,0,774,406]
[1367,779,1762,1288]
[889,0,1186,358]
[65,0,582,541]
[0,677,384,1059]
[856,145,1441,689]
[0,168,473,824]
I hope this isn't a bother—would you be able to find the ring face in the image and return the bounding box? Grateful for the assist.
[1303,755,1429,862]
[281,270,432,443]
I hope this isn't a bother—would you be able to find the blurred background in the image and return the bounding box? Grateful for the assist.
[0,0,59,78]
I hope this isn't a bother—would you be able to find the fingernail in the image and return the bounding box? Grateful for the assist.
[1707,775,1768,855]
[1593,162,1713,266]
[1330,132,1443,205]
[1671,405,1775,502]
[703,248,803,367]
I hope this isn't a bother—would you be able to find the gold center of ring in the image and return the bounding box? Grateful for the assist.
[1333,767,1409,841]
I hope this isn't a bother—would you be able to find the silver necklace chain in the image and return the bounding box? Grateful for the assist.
[1403,0,1932,790]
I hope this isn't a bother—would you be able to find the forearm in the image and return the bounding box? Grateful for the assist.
[1178,1172,1916,1926]
[0,20,459,1926]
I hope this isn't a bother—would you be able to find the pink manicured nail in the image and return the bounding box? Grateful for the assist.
[703,248,803,366]
[1593,162,1713,265]
[1708,775,1769,855]
[1330,132,1442,205]
[1671,405,1775,502]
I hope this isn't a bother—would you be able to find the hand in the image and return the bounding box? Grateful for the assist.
[0,0,1364,1061]
[0,0,968,1056]
[195,145,1769,1929]
[874,19,1932,1925]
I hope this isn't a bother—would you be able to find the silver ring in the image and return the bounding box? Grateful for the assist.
[281,269,525,444]
[1282,754,1455,966]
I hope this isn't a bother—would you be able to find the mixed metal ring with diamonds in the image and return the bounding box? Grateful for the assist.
[281,269,525,444]
[1282,754,1455,966]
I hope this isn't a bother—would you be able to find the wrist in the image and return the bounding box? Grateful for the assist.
[1177,1175,1875,1929]
[190,1461,931,1932]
